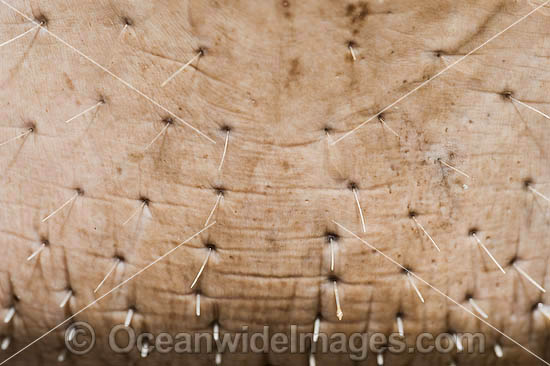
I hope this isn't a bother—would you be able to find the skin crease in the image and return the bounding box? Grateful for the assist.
[0,0,549,365]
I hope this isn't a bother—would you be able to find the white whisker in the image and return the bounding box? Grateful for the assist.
[396,315,404,337]
[407,272,425,303]
[27,243,45,261]
[352,188,366,233]
[472,233,506,274]
[213,323,220,341]
[438,159,471,179]
[161,51,202,87]
[329,237,335,272]
[538,303,550,320]
[67,327,76,342]
[3,307,15,324]
[411,216,441,252]
[309,353,316,366]
[215,353,222,365]
[514,263,545,292]
[124,308,134,327]
[313,316,320,342]
[454,333,463,352]
[494,344,504,358]
[0,129,32,147]
[528,185,550,203]
[510,96,550,121]
[140,340,149,358]
[57,349,67,362]
[377,353,384,366]
[195,292,201,317]
[122,201,146,226]
[333,281,343,320]
[218,130,230,171]
[144,122,170,150]
[42,192,79,223]
[348,44,357,61]
[94,258,120,293]
[378,115,400,138]
[325,130,332,144]
[59,290,72,308]
[1,337,10,351]
[118,24,128,40]
[64,101,103,124]
[0,23,40,48]
[190,248,212,289]
[204,193,222,227]
[469,297,489,319]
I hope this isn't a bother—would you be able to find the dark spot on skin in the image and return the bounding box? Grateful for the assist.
[221,125,231,132]
[98,96,106,104]
[532,302,541,312]
[197,47,206,56]
[282,0,290,7]
[35,14,48,26]
[76,188,84,196]
[465,293,473,300]
[325,231,339,243]
[206,243,217,251]
[41,238,50,246]
[115,255,125,262]
[348,182,358,190]
[328,275,339,282]
[289,58,301,79]
[25,121,36,132]
[401,266,411,274]
[162,117,174,125]
[63,73,75,91]
[214,186,225,196]
[323,126,333,134]
[346,2,368,23]
[434,50,444,58]
[122,17,133,26]
[408,210,417,218]
[500,90,513,100]
[396,311,404,318]
[523,178,533,189]
[377,113,385,122]
[139,196,150,206]
[468,228,478,236]
[508,256,518,266]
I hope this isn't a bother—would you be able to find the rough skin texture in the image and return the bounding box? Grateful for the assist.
[0,0,549,365]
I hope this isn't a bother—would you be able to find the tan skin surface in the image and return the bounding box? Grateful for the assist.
[0,0,549,365]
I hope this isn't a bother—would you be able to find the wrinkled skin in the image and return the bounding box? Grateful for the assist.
[0,0,549,365]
